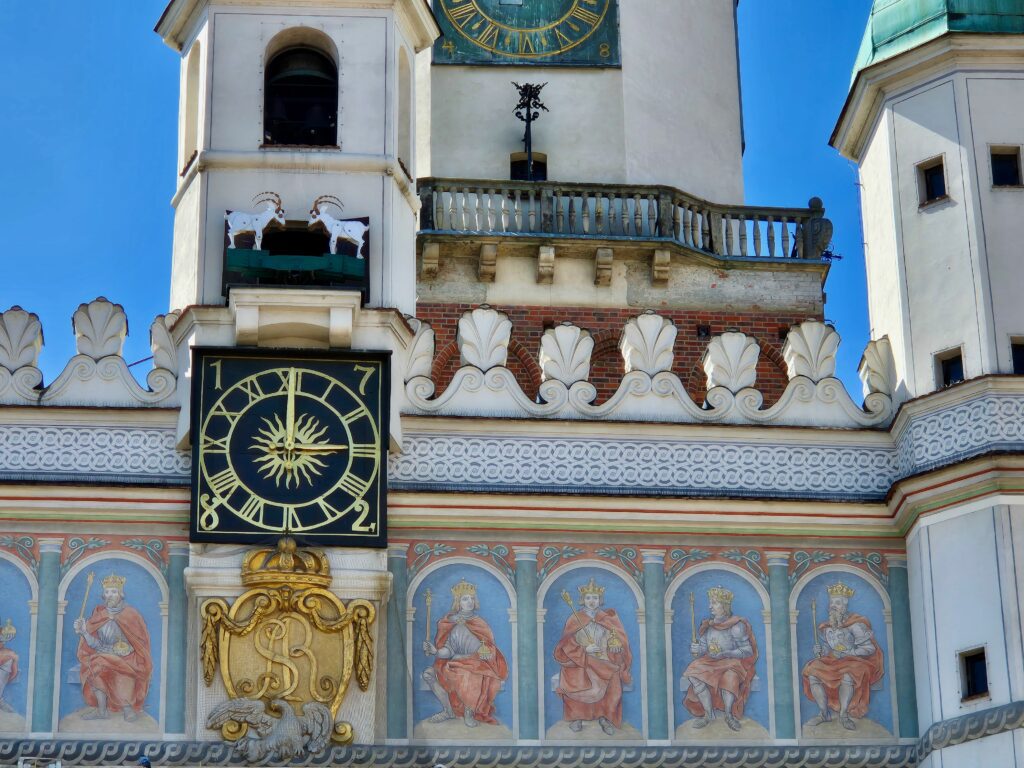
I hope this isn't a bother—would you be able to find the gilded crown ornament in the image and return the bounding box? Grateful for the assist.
[708,586,734,605]
[0,618,15,643]
[200,537,377,756]
[102,573,127,591]
[827,582,856,598]
[451,579,477,599]
[578,577,605,599]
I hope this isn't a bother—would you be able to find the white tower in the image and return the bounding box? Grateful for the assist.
[833,2,1024,403]
[834,6,1024,767]
[156,0,438,314]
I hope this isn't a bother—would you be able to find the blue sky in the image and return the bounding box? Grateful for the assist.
[0,1,873,395]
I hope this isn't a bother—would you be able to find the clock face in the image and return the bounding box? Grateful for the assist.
[434,0,620,66]
[189,349,389,547]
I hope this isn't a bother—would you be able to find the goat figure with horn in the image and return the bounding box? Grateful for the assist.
[309,195,368,258]
[225,192,286,250]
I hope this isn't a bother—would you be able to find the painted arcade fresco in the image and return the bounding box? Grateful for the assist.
[794,570,893,739]
[542,565,642,741]
[0,555,33,734]
[57,557,165,735]
[410,563,515,740]
[669,567,771,741]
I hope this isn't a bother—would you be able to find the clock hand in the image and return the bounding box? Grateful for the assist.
[285,368,297,452]
[293,443,349,452]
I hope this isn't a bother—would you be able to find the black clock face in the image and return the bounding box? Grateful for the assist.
[189,348,389,547]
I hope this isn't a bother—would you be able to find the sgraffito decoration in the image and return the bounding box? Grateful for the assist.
[200,538,375,761]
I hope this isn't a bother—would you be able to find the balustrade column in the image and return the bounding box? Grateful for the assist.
[31,537,63,733]
[513,546,540,740]
[766,551,795,739]
[886,554,918,737]
[387,543,409,739]
[165,542,189,734]
[641,550,668,740]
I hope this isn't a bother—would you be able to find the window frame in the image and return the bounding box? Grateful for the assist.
[989,144,1024,188]
[957,646,990,704]
[916,155,949,208]
[934,346,965,388]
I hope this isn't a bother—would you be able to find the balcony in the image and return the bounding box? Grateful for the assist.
[418,178,833,264]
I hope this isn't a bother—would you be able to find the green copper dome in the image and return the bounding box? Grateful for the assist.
[854,0,1024,78]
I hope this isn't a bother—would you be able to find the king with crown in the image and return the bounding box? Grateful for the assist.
[554,577,633,735]
[73,573,153,722]
[0,619,18,714]
[801,581,884,731]
[422,579,508,728]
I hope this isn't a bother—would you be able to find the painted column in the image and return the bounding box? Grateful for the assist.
[31,537,63,733]
[386,543,409,739]
[513,546,539,740]
[165,542,189,734]
[885,554,919,737]
[766,551,795,739]
[641,549,668,740]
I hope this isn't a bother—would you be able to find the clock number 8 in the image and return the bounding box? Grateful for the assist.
[199,494,222,531]
[599,43,610,58]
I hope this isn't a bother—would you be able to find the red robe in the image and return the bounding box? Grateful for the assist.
[77,604,153,713]
[0,645,18,683]
[801,613,884,718]
[554,608,633,727]
[683,615,758,719]
[433,614,508,723]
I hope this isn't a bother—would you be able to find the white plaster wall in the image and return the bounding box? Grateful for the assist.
[965,76,1024,373]
[208,11,388,153]
[170,176,204,311]
[859,109,913,401]
[892,80,982,395]
[907,503,1023,768]
[426,0,743,200]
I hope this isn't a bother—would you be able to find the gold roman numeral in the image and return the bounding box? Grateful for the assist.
[448,1,476,27]
[210,402,240,426]
[554,27,573,48]
[337,473,370,498]
[350,443,378,459]
[203,435,229,454]
[207,468,240,498]
[342,405,370,426]
[282,505,302,532]
[476,22,499,47]
[237,496,266,526]
[571,5,601,25]
[519,32,535,54]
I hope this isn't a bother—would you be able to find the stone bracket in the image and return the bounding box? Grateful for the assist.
[229,287,362,348]
[537,245,555,284]
[594,247,613,287]
[420,242,440,280]
[479,244,497,283]
[652,249,670,286]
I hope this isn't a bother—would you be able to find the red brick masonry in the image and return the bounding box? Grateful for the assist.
[416,303,823,405]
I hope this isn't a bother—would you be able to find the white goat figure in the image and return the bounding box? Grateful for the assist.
[308,195,368,258]
[225,192,286,250]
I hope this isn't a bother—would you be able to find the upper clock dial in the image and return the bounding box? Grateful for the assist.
[434,0,620,66]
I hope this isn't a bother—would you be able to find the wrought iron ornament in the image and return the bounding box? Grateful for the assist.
[513,82,549,182]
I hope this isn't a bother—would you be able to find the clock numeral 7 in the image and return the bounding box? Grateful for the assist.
[353,364,376,396]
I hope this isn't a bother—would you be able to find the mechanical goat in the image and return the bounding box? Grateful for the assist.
[225,192,286,250]
[308,195,368,257]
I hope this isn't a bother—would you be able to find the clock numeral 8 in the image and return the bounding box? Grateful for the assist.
[199,494,222,531]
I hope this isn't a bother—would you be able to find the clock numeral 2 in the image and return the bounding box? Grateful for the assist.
[352,500,376,533]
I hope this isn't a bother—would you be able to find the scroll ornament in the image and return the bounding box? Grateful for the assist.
[200,538,375,760]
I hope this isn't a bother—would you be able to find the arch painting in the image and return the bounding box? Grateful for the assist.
[541,564,642,741]
[409,561,514,741]
[793,569,894,739]
[57,557,165,735]
[669,566,771,741]
[0,555,34,733]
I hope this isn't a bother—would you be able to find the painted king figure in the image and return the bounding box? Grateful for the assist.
[0,619,18,713]
[554,578,633,735]
[422,579,508,728]
[683,586,757,731]
[801,581,884,730]
[73,574,153,722]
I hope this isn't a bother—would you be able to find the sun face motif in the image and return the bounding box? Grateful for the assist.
[251,413,331,488]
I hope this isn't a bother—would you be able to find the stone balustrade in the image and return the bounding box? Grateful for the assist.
[418,178,834,262]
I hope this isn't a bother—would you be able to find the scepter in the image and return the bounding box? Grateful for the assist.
[78,572,95,622]
[689,592,697,650]
[811,599,818,645]
[424,589,432,645]
[561,589,595,645]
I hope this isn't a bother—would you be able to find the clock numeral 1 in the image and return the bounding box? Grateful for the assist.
[337,473,370,499]
[237,496,266,526]
[210,360,223,390]
[207,468,240,498]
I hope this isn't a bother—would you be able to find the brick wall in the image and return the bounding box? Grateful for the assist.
[416,303,822,405]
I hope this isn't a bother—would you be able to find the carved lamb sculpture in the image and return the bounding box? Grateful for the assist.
[225,192,286,250]
[308,195,368,258]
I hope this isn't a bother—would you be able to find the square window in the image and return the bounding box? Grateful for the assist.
[992,147,1022,187]
[919,160,947,204]
[936,349,964,387]
[1011,341,1024,374]
[959,647,989,701]
[510,152,547,181]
